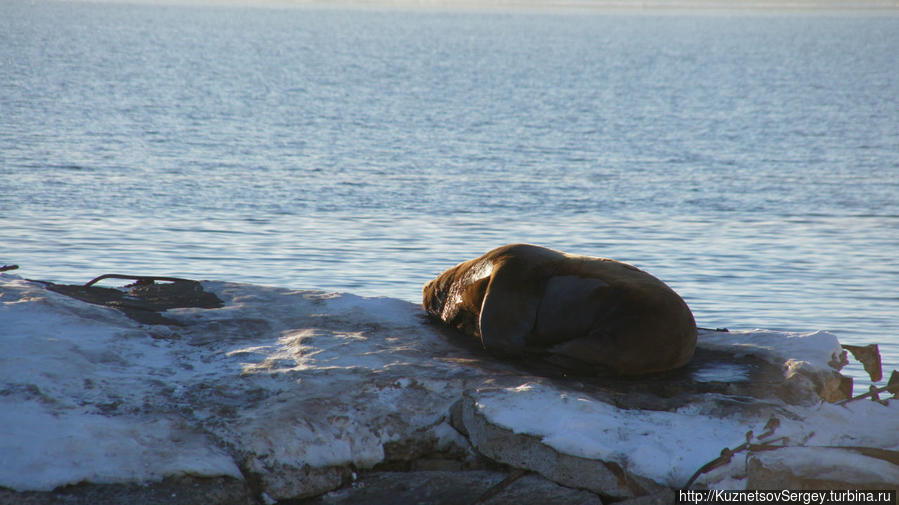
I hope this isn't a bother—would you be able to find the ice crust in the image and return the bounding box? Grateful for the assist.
[1,274,895,496]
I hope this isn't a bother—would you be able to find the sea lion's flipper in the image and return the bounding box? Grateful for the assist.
[545,333,623,374]
[531,275,610,346]
[478,258,541,356]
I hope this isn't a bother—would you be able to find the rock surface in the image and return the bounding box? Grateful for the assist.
[301,471,604,505]
[1,274,896,504]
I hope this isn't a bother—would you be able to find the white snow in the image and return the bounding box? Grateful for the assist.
[472,382,751,486]
[1,273,896,495]
[0,400,239,492]
[748,446,899,485]
[470,381,899,488]
[699,328,846,374]
[0,276,241,491]
[466,330,892,488]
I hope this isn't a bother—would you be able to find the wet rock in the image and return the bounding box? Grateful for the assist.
[745,447,899,490]
[300,471,603,505]
[1,275,894,504]
[300,470,504,505]
[455,393,660,500]
[0,476,253,505]
[490,474,603,505]
[40,277,223,325]
[613,489,677,505]
[698,329,852,404]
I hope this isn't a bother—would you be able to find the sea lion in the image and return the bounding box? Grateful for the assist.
[422,244,697,375]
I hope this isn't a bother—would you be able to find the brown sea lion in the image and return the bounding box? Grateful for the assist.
[422,244,697,375]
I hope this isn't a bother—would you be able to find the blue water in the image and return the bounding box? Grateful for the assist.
[2,1,898,385]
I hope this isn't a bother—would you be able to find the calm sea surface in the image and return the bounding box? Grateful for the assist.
[2,1,898,384]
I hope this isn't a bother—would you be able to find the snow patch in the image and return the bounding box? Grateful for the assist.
[699,329,845,373]
[0,399,240,492]
[2,274,895,497]
[473,382,751,486]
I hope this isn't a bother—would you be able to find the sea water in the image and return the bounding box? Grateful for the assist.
[1,0,898,383]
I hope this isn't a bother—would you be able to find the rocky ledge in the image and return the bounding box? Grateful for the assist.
[1,274,896,505]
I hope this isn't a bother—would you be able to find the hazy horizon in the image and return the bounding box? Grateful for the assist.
[45,0,899,12]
